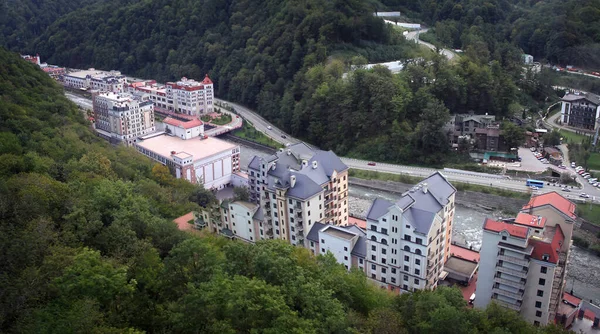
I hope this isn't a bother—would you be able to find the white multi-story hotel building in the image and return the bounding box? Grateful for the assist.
[362,173,456,293]
[126,76,214,116]
[246,143,349,246]
[475,192,576,326]
[92,91,155,146]
[64,69,126,92]
[166,76,214,115]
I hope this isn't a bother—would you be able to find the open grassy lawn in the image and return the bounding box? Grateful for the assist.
[577,203,600,225]
[588,153,600,171]
[558,129,591,144]
[231,121,282,149]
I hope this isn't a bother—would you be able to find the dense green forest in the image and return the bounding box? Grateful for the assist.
[0,49,571,333]
[0,0,106,51]
[384,0,600,68]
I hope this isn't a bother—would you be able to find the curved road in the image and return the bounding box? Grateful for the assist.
[66,92,599,203]
[405,28,457,61]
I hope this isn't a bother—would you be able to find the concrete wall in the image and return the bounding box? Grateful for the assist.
[349,177,524,213]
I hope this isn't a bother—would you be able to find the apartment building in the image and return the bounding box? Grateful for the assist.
[561,91,600,131]
[64,69,126,92]
[307,222,367,271]
[92,91,155,146]
[363,173,456,293]
[247,143,349,246]
[475,192,576,326]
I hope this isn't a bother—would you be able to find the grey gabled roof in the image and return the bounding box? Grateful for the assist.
[253,207,264,221]
[248,156,261,170]
[422,172,456,206]
[366,198,394,220]
[309,150,348,176]
[342,224,366,236]
[287,173,324,200]
[396,196,415,211]
[351,236,366,258]
[307,222,327,242]
[562,92,600,106]
[404,207,436,235]
[297,162,329,185]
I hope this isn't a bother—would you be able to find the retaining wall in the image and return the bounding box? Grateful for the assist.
[221,134,276,153]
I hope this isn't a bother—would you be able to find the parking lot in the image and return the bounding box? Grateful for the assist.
[486,148,547,172]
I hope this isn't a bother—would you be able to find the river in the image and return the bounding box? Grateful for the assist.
[227,140,600,304]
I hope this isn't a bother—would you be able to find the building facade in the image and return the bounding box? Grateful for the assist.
[64,69,126,92]
[560,92,600,131]
[92,92,155,146]
[135,133,240,189]
[166,76,214,115]
[246,143,350,246]
[362,173,456,293]
[475,192,576,326]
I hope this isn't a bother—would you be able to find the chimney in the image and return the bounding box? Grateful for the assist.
[290,175,296,188]
[287,149,291,155]
[279,148,284,153]
[422,182,428,193]
[312,161,318,169]
[302,160,308,168]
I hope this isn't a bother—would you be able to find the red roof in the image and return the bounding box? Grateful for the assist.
[450,244,480,263]
[514,212,547,228]
[202,74,213,85]
[522,192,576,219]
[563,291,582,307]
[529,225,564,263]
[348,216,366,229]
[163,117,203,129]
[483,218,529,239]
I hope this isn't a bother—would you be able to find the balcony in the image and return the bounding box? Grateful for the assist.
[496,265,528,279]
[324,196,334,205]
[266,229,273,237]
[297,225,304,232]
[497,254,529,267]
[494,276,526,289]
[492,287,523,300]
[325,188,334,195]
[492,298,521,311]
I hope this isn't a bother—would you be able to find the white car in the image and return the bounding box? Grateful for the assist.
[267,126,272,130]
[571,162,576,168]
[584,175,591,179]
[580,193,590,198]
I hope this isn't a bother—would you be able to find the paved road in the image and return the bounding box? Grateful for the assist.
[65,92,93,109]
[405,29,457,60]
[65,92,600,203]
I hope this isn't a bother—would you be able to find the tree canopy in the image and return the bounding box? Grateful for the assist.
[0,49,572,333]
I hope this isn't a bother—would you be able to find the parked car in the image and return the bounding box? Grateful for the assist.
[368,162,376,166]
[578,170,586,175]
[584,175,591,179]
[281,134,287,138]
[577,166,584,170]
[571,162,576,168]
[562,187,571,192]
[267,126,272,130]
[559,164,566,169]
[580,193,590,198]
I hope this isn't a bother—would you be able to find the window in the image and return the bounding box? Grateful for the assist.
[404,255,409,261]
[502,235,507,241]
[381,258,386,264]
[539,278,546,286]
[404,235,411,242]
[372,274,376,279]
[536,311,542,317]
[344,246,348,251]
[372,255,377,261]
[403,275,408,281]
[534,321,540,327]
[381,228,388,234]
[537,290,544,297]
[371,236,377,242]
[391,268,396,274]
[372,245,377,251]
[382,249,387,254]
[535,301,542,308]
[321,239,325,244]
[540,266,547,274]
[371,264,376,270]
[371,225,377,231]
[415,259,421,265]
[404,265,409,272]
[415,249,422,255]
[404,246,411,252]
[391,277,396,283]
[414,278,419,285]
[359,259,363,264]
[381,268,386,274]
[382,239,388,245]
[344,256,348,260]
[415,269,420,275]
[416,238,422,245]
[321,248,325,253]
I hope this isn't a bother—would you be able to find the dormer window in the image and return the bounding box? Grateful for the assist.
[542,254,550,261]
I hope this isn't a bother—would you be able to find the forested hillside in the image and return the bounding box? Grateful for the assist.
[0,49,571,333]
[0,0,105,51]
[383,0,600,68]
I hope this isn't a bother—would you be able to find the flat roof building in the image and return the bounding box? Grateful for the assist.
[135,134,240,189]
